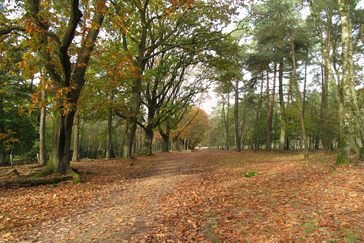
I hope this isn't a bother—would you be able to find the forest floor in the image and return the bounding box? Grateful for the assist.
[0,150,363,242]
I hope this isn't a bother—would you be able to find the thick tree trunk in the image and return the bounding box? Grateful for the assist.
[122,121,136,159]
[72,112,80,162]
[162,134,170,152]
[143,126,154,155]
[278,59,286,153]
[39,89,47,165]
[45,109,80,181]
[336,0,363,162]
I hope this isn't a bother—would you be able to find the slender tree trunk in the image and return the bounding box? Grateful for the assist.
[256,78,264,150]
[360,24,364,46]
[72,112,80,162]
[291,40,309,158]
[266,67,276,152]
[105,110,113,159]
[39,89,47,165]
[0,91,8,165]
[221,94,230,150]
[278,59,287,153]
[322,15,332,153]
[226,93,230,150]
[234,80,241,151]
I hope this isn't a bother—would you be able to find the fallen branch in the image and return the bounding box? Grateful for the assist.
[0,176,73,188]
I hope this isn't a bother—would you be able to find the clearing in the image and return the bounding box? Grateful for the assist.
[0,150,363,242]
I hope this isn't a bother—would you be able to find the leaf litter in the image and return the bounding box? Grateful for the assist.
[0,151,363,242]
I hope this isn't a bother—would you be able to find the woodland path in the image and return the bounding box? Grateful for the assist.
[28,151,206,242]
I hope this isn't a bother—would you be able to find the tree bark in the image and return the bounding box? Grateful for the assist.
[105,110,113,159]
[39,89,47,165]
[278,59,287,153]
[72,112,80,162]
[336,0,363,162]
[322,11,332,153]
[0,91,9,165]
[160,130,170,152]
[252,78,264,151]
[221,93,230,150]
[234,79,241,151]
[291,40,309,158]
[143,125,154,155]
[266,67,276,152]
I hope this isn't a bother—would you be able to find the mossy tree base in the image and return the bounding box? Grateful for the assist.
[35,162,82,183]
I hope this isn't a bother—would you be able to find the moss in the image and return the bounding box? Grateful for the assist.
[66,166,82,183]
[336,145,350,165]
[34,164,54,178]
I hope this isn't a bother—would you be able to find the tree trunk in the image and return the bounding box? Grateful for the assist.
[322,13,332,153]
[46,109,80,180]
[253,78,264,151]
[321,62,331,152]
[266,67,276,152]
[234,80,241,151]
[221,94,230,150]
[143,126,154,155]
[291,40,309,159]
[39,89,47,165]
[226,93,230,150]
[105,110,113,159]
[0,91,9,165]
[72,113,80,161]
[278,59,287,153]
[336,0,363,163]
[160,131,170,152]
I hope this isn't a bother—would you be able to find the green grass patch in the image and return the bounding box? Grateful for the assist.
[238,171,256,178]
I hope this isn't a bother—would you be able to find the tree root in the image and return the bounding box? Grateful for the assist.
[0,168,21,177]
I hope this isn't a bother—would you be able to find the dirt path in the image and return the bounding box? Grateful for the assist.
[28,152,205,242]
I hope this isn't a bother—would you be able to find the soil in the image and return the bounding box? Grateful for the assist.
[25,151,204,242]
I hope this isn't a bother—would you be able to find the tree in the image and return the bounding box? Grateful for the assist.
[175,107,209,150]
[0,24,37,165]
[111,0,242,158]
[1,0,108,180]
[140,48,204,155]
[207,36,244,151]
[309,0,363,163]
